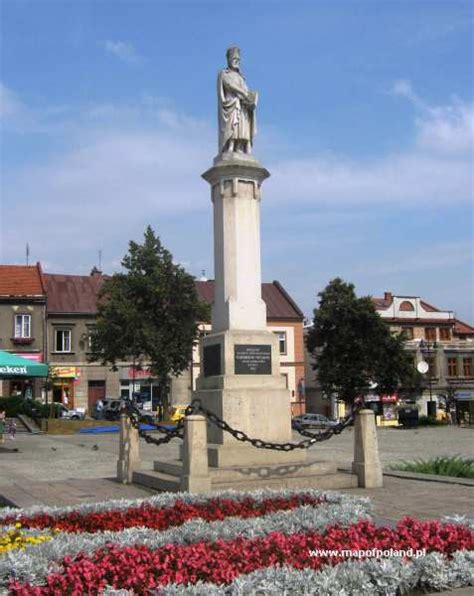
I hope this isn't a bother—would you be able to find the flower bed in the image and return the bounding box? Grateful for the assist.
[0,489,472,595]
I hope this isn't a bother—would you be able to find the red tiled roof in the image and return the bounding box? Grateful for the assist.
[420,300,440,312]
[0,263,45,297]
[372,297,391,310]
[196,280,304,320]
[454,319,474,335]
[44,273,105,314]
[44,275,303,320]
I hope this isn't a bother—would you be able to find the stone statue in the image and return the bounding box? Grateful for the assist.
[218,47,258,155]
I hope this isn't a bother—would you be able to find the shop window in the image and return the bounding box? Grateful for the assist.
[55,329,72,353]
[447,357,458,377]
[424,328,437,341]
[14,314,31,338]
[463,358,473,377]
[439,328,451,341]
[273,331,287,355]
[401,327,414,340]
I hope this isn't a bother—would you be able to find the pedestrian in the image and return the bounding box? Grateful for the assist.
[8,419,16,441]
[0,410,5,444]
[95,399,104,420]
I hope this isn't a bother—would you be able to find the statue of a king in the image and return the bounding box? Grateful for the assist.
[218,47,258,155]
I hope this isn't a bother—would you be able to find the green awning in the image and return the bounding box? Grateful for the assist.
[0,351,49,378]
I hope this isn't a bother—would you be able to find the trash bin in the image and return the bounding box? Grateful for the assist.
[398,407,419,428]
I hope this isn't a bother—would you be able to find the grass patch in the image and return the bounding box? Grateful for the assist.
[390,456,474,479]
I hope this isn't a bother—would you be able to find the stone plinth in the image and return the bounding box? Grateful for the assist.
[352,409,383,488]
[117,413,140,484]
[180,415,211,493]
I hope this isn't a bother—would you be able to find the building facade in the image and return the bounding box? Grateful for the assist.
[0,264,47,398]
[43,272,306,415]
[374,292,474,419]
[304,291,474,423]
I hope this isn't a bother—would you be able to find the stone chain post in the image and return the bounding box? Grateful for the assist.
[352,408,383,488]
[180,414,211,493]
[117,412,140,484]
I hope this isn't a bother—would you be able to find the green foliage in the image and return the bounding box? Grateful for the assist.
[391,456,474,479]
[0,396,47,419]
[306,278,415,405]
[88,226,210,405]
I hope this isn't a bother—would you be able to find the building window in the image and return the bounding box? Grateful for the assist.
[274,331,287,355]
[401,327,414,340]
[86,327,97,351]
[439,328,451,341]
[447,357,458,377]
[424,328,436,341]
[400,301,415,312]
[463,358,473,377]
[14,314,31,338]
[55,329,72,353]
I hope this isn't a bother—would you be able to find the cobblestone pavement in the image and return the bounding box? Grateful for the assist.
[0,426,472,514]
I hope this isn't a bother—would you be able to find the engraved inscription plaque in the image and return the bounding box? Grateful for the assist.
[203,344,222,377]
[234,344,272,375]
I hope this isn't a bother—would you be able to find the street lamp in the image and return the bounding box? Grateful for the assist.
[419,339,438,404]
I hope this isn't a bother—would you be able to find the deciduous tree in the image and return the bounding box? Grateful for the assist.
[306,278,414,405]
[89,226,210,410]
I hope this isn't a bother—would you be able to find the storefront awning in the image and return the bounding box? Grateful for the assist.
[0,351,49,378]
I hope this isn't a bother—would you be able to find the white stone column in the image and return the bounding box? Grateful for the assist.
[352,409,383,488]
[117,413,140,484]
[203,158,270,333]
[180,415,211,492]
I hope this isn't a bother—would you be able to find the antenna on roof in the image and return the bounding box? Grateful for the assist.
[98,249,102,271]
[199,269,208,282]
[26,243,30,266]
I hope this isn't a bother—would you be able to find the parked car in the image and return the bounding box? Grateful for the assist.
[291,413,338,430]
[103,399,123,421]
[169,405,187,424]
[54,403,86,420]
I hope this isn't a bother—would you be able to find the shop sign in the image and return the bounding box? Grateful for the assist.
[14,353,43,362]
[456,391,473,401]
[126,366,153,380]
[51,366,80,379]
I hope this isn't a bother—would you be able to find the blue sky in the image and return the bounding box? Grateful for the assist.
[1,0,473,321]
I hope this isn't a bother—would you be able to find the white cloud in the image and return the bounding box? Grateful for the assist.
[391,79,474,155]
[0,83,26,119]
[102,40,143,64]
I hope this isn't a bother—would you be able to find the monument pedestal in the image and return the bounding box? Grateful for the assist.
[133,154,357,492]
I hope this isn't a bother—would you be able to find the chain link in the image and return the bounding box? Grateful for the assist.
[123,397,357,451]
[123,400,184,446]
[185,399,357,451]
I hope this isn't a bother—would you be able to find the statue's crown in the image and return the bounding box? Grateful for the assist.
[226,46,240,61]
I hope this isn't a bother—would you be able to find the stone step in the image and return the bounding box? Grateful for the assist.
[3,417,29,433]
[154,459,339,484]
[132,469,181,492]
[212,470,358,491]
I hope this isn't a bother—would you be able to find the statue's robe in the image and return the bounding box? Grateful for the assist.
[218,68,257,153]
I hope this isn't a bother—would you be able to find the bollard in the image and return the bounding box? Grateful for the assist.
[117,412,140,484]
[352,409,383,488]
[180,415,212,493]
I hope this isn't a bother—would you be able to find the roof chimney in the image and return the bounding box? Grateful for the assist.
[384,291,393,302]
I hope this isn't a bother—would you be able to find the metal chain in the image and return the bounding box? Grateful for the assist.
[123,400,184,446]
[185,399,357,451]
[123,397,357,451]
